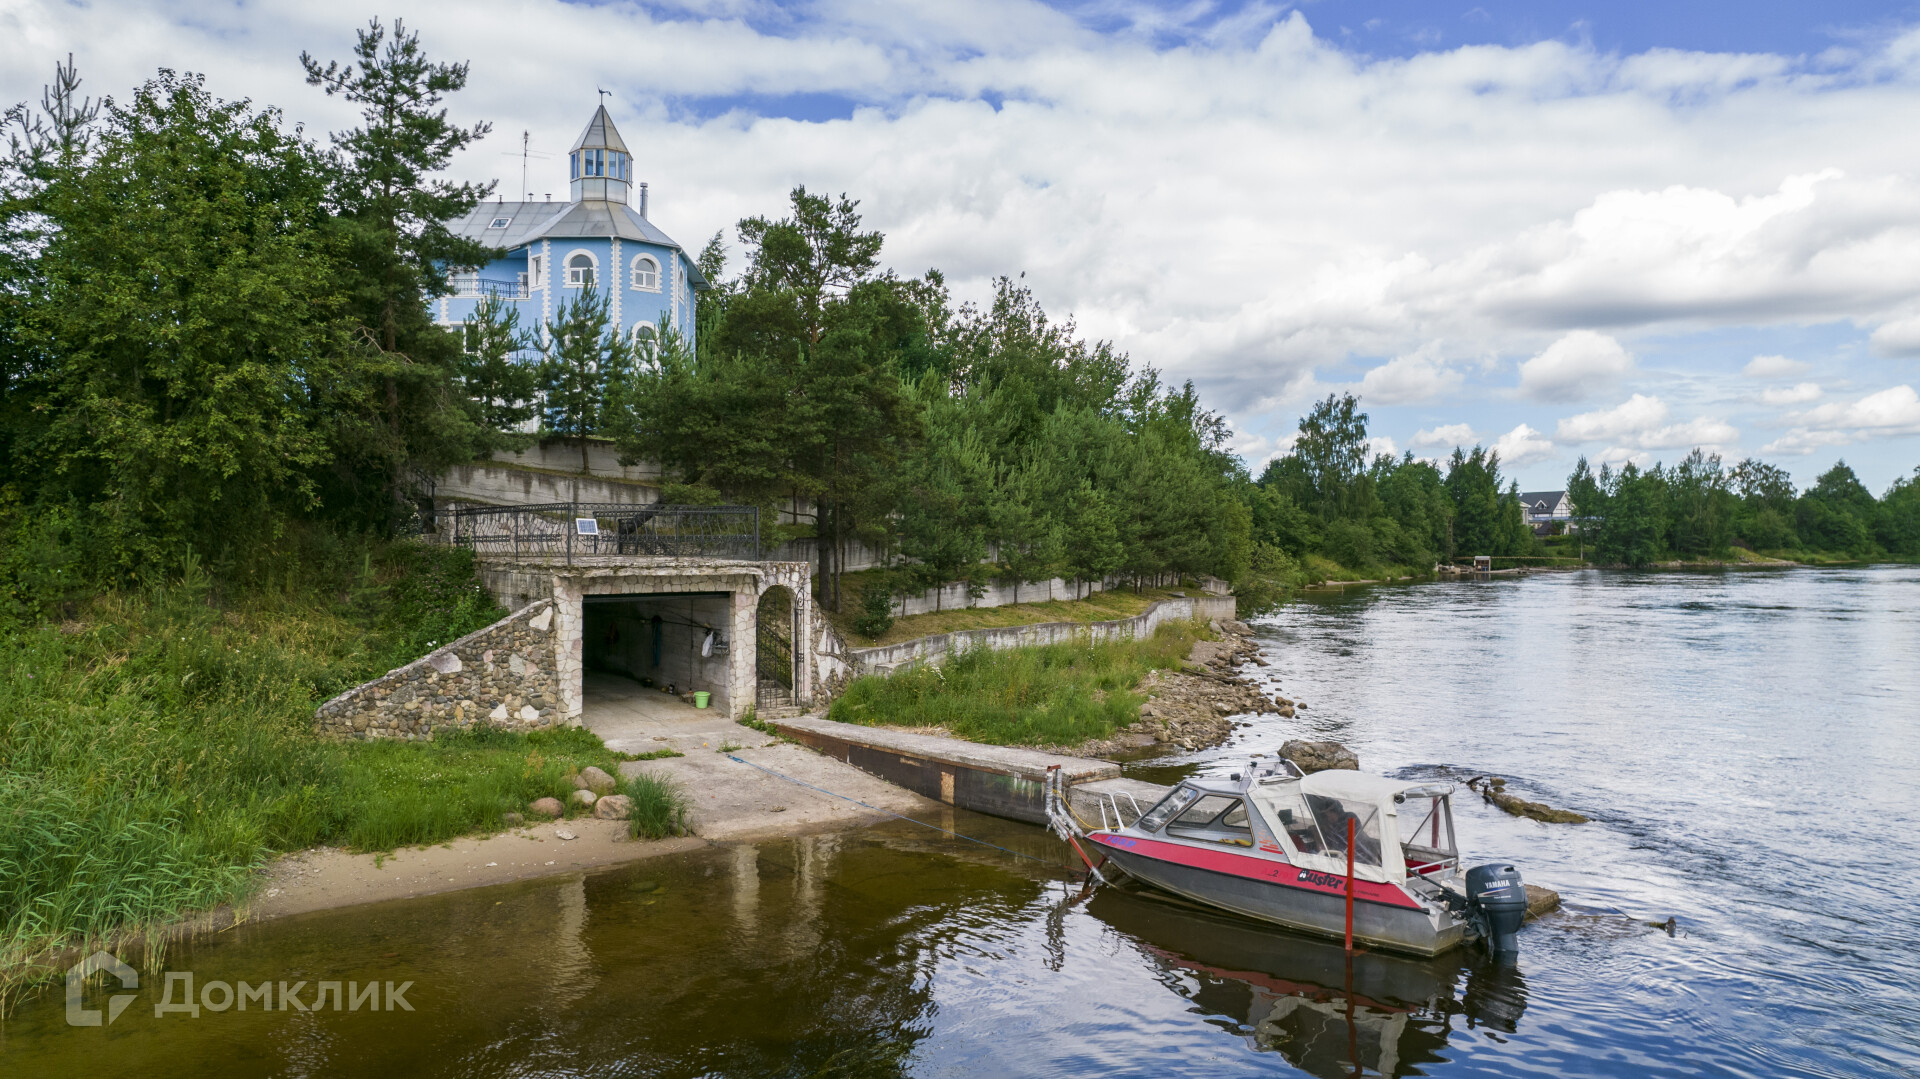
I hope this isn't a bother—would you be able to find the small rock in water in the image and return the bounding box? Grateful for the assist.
[570,788,598,808]
[594,794,634,820]
[528,797,564,819]
[576,766,618,794]
[1280,739,1359,773]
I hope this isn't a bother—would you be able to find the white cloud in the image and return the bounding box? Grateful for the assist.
[1516,330,1634,402]
[1412,423,1478,449]
[1357,351,1462,405]
[1555,394,1738,452]
[1869,316,1920,357]
[1761,382,1822,405]
[1366,435,1400,460]
[1491,423,1556,467]
[1763,385,1920,453]
[1744,354,1811,378]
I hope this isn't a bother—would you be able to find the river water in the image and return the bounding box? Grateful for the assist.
[6,568,1917,1077]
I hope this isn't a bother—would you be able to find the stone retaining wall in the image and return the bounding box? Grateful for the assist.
[314,600,563,741]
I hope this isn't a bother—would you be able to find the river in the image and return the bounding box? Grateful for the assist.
[6,567,1917,1077]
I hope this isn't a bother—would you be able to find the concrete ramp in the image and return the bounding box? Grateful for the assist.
[771,716,1119,825]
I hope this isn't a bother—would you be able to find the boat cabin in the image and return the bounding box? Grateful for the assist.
[1133,770,1459,886]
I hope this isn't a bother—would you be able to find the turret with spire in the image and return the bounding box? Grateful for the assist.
[569,104,633,205]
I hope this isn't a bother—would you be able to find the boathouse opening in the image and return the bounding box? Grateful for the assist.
[583,591,732,711]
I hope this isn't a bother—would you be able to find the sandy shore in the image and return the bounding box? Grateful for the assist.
[245,820,706,921]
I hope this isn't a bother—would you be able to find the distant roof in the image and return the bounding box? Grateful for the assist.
[448,200,710,289]
[570,104,630,154]
[1520,490,1567,513]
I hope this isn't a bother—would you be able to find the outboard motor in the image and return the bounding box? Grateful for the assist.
[1466,863,1527,953]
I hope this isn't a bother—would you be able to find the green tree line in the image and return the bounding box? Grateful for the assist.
[1567,452,1920,564]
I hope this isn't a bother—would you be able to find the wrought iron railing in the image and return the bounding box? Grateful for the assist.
[445,502,762,561]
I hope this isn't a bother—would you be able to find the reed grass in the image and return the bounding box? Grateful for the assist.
[825,620,1208,746]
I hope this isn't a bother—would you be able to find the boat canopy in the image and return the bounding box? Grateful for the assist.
[1246,771,1453,884]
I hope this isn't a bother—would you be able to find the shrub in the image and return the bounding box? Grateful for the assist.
[852,577,895,638]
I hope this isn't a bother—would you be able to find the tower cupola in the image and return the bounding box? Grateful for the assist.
[568,104,633,204]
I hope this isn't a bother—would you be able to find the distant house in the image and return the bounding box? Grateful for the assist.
[1520,490,1574,535]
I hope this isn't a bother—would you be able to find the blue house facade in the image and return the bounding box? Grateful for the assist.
[437,105,706,351]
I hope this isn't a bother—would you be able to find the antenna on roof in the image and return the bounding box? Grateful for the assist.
[499,130,553,204]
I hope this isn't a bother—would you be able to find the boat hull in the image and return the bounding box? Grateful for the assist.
[1092,834,1466,957]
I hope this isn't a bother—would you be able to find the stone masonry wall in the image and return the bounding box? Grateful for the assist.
[314,600,563,741]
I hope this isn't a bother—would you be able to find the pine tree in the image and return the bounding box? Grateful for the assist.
[536,287,631,473]
[302,18,495,509]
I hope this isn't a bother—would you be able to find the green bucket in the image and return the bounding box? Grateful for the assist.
[692,691,711,709]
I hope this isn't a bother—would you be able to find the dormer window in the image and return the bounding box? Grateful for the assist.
[631,255,660,291]
[566,251,596,288]
[487,216,511,229]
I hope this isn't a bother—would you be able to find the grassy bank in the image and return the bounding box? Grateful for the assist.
[826,620,1209,746]
[0,545,685,988]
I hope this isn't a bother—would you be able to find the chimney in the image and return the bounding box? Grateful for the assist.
[639,182,649,219]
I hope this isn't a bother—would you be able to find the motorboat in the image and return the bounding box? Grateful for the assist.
[1053,756,1529,957]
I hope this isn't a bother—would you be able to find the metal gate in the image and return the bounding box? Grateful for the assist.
[756,588,794,713]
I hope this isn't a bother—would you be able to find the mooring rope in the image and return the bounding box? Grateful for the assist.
[722,753,1065,867]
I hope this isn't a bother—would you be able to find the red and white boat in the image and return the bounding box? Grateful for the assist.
[1055,757,1528,957]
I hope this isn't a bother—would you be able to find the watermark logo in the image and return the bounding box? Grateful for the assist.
[64,952,414,1026]
[65,951,139,1027]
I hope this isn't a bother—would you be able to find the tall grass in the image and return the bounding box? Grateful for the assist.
[621,771,691,840]
[826,620,1208,746]
[0,544,640,990]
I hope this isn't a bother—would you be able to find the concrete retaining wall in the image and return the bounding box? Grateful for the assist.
[771,716,1118,825]
[845,594,1238,676]
[314,601,562,741]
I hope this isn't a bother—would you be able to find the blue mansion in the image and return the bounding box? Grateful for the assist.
[438,105,707,348]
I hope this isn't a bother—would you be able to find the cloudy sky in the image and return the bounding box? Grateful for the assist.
[9,1,1920,492]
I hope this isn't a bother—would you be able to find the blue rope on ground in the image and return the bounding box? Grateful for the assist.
[723,753,1061,866]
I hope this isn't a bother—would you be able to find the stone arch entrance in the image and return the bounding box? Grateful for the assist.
[756,585,797,713]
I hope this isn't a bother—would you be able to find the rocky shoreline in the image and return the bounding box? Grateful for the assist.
[1066,619,1295,757]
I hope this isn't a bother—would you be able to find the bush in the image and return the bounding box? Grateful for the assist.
[1234,542,1303,618]
[852,578,895,638]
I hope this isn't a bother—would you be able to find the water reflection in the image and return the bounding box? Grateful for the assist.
[1089,883,1527,1077]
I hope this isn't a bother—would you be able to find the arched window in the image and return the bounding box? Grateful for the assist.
[631,255,660,291]
[566,251,596,289]
[632,321,658,358]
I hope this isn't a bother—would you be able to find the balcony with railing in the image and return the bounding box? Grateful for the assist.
[449,273,532,300]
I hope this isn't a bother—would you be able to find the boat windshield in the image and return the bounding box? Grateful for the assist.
[1136,786,1202,833]
[1165,795,1254,847]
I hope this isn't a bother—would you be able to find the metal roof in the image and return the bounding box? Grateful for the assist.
[570,104,630,154]
[448,199,710,289]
